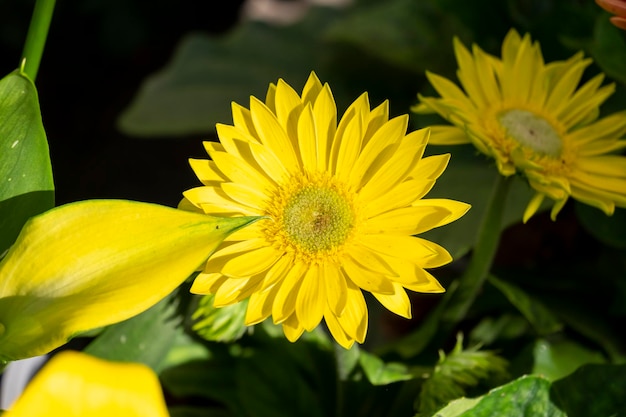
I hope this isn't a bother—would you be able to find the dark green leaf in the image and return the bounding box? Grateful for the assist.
[551,364,626,417]
[576,203,626,250]
[169,406,230,417]
[532,338,606,381]
[487,275,563,336]
[118,7,343,137]
[83,296,180,373]
[161,353,245,416]
[588,15,626,86]
[325,0,469,74]
[0,70,54,254]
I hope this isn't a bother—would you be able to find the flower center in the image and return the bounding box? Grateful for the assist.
[498,109,562,157]
[282,186,354,253]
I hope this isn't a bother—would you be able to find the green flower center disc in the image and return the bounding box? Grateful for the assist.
[499,109,562,157]
[283,186,354,252]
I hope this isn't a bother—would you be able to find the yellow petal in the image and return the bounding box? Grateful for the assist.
[324,307,355,349]
[4,351,169,417]
[250,96,300,172]
[312,84,337,171]
[190,273,227,294]
[358,136,425,201]
[341,256,394,295]
[0,200,260,361]
[336,280,368,343]
[245,283,280,326]
[188,158,228,186]
[272,261,306,323]
[427,125,470,145]
[297,103,318,171]
[296,264,326,331]
[274,78,304,144]
[349,115,409,188]
[372,282,412,319]
[323,262,348,316]
[221,245,281,278]
[282,313,305,342]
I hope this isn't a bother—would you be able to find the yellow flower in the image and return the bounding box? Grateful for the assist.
[4,351,170,417]
[180,72,470,348]
[414,29,626,222]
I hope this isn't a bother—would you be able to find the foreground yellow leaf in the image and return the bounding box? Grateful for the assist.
[0,199,260,361]
[4,350,170,416]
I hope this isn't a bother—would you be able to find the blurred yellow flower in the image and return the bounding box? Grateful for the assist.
[181,72,469,348]
[414,29,626,222]
[4,351,169,417]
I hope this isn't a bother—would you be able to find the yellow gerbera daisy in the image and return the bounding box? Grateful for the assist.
[414,29,626,222]
[180,72,469,349]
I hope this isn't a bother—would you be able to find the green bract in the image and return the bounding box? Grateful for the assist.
[0,199,259,362]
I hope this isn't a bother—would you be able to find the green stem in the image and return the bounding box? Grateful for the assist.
[20,0,56,81]
[440,174,512,327]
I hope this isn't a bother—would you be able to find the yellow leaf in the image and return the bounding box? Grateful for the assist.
[0,199,260,361]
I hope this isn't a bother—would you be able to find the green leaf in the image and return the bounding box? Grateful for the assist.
[118,7,343,137]
[84,296,181,373]
[191,294,249,343]
[532,338,606,382]
[432,375,566,417]
[0,70,54,254]
[420,145,541,259]
[160,356,244,415]
[588,15,626,86]
[576,203,626,250]
[325,0,468,74]
[0,199,260,361]
[359,349,414,386]
[335,342,361,381]
[487,275,563,336]
[418,334,508,416]
[551,364,626,417]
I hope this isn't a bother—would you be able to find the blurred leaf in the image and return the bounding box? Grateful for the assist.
[431,375,566,417]
[161,355,244,415]
[421,145,540,259]
[325,0,468,74]
[160,331,211,371]
[487,275,563,336]
[469,314,529,346]
[0,70,54,254]
[118,7,344,137]
[237,347,328,417]
[192,294,248,343]
[588,15,626,86]
[84,296,180,373]
[532,338,606,382]
[335,343,361,381]
[576,203,626,250]
[551,363,626,417]
[359,350,414,386]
